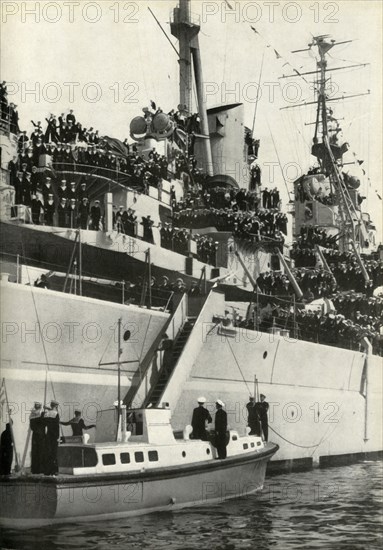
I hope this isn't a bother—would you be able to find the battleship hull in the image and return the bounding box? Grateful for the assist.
[0,444,277,527]
[158,292,383,471]
[0,280,169,468]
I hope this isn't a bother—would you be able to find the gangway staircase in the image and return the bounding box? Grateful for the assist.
[125,292,207,409]
[144,317,196,407]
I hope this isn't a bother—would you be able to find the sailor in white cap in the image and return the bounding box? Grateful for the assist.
[29,401,44,474]
[215,399,227,459]
[60,409,95,436]
[191,397,212,441]
[43,399,60,475]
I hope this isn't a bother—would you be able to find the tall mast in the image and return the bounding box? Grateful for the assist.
[171,0,213,175]
[310,36,369,272]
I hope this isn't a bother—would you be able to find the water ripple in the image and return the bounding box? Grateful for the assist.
[1,462,382,550]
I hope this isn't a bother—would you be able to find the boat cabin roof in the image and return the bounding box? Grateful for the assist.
[95,406,175,445]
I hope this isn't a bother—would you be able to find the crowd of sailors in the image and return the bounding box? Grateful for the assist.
[239,298,383,356]
[257,268,337,300]
[4,95,203,204]
[173,208,287,244]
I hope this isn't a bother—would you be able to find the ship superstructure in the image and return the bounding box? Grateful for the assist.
[0,4,382,473]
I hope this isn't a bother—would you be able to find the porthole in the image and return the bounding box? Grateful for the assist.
[263,351,268,359]
[206,448,210,455]
[182,451,186,458]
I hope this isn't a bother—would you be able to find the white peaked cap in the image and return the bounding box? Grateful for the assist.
[197,396,206,404]
[216,399,224,407]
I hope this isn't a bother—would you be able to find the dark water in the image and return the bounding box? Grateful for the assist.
[1,461,382,550]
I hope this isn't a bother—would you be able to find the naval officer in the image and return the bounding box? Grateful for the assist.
[191,397,212,441]
[256,394,269,442]
[215,399,227,459]
[43,400,60,475]
[29,402,45,474]
[246,396,261,436]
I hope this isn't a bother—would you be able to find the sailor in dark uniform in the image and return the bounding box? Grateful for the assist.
[44,194,56,226]
[67,198,77,228]
[0,422,13,475]
[22,172,32,206]
[78,197,90,229]
[57,180,68,204]
[191,397,212,440]
[246,396,261,436]
[57,197,69,227]
[29,402,45,474]
[67,181,77,203]
[77,181,89,203]
[141,215,154,243]
[42,177,53,204]
[31,194,43,225]
[215,399,227,459]
[43,400,60,475]
[14,171,24,204]
[60,409,95,436]
[90,200,102,230]
[256,394,269,442]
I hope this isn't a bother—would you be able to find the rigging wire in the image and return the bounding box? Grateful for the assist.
[225,337,252,396]
[19,241,63,439]
[266,118,292,200]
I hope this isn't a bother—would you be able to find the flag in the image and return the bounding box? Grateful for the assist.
[102,136,130,158]
[274,49,282,59]
[0,379,5,410]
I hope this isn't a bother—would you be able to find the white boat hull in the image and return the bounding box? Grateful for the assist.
[0,444,277,527]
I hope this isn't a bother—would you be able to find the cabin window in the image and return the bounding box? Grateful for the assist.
[232,435,238,441]
[257,441,261,446]
[148,451,158,462]
[263,351,268,359]
[135,451,144,463]
[182,451,186,458]
[206,448,210,455]
[120,452,130,464]
[102,453,116,466]
[58,446,98,468]
[243,443,248,450]
[250,442,255,448]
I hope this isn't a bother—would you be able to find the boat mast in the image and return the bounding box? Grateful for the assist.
[171,0,213,176]
[117,317,122,423]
